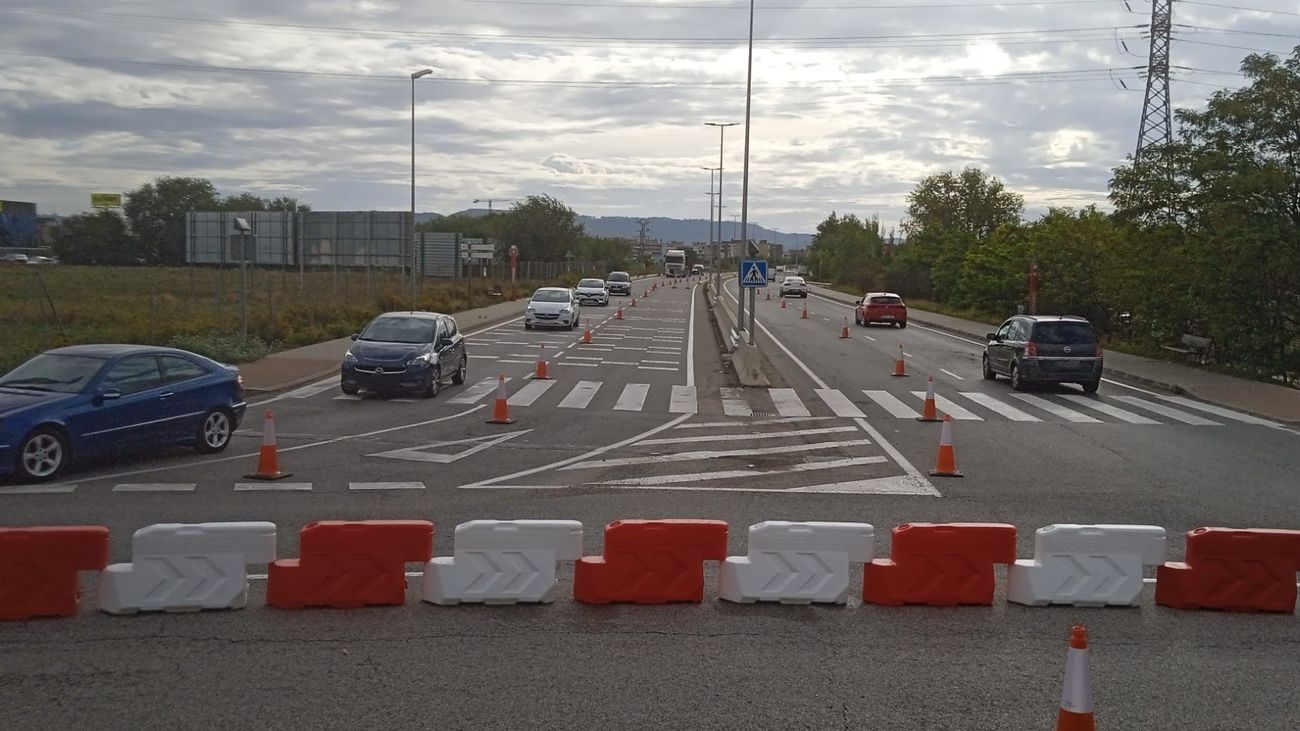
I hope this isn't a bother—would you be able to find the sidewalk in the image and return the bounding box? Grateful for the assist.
[810,284,1300,424]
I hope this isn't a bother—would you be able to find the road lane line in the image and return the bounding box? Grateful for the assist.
[349,482,425,490]
[557,361,600,368]
[814,389,866,418]
[636,425,855,445]
[1008,393,1102,422]
[669,385,698,413]
[448,377,503,405]
[721,387,753,417]
[674,416,837,428]
[614,383,651,411]
[508,379,557,406]
[112,483,197,492]
[558,380,602,409]
[862,390,922,419]
[234,483,313,491]
[564,438,876,469]
[1155,395,1287,429]
[1059,394,1161,424]
[0,484,78,495]
[768,388,812,417]
[910,391,983,420]
[958,392,1042,422]
[940,368,966,381]
[1111,395,1222,425]
[282,380,338,400]
[591,457,887,486]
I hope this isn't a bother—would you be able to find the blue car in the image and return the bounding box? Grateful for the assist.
[0,345,247,482]
[340,311,468,397]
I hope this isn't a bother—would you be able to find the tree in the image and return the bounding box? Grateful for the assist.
[123,177,220,265]
[221,193,312,212]
[807,212,885,291]
[496,195,585,261]
[50,210,138,265]
[901,168,1024,239]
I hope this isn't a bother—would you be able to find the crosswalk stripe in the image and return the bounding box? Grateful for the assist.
[614,383,651,411]
[1008,393,1101,422]
[563,438,876,469]
[815,389,866,418]
[641,359,680,364]
[958,392,1041,422]
[558,380,602,409]
[768,388,812,417]
[862,390,921,418]
[910,392,983,420]
[508,379,557,406]
[721,387,753,417]
[638,366,678,371]
[283,379,337,399]
[333,394,363,401]
[112,483,197,492]
[669,385,698,413]
[0,484,78,494]
[1155,395,1281,427]
[1111,395,1222,425]
[637,426,855,446]
[1058,394,1161,424]
[349,482,426,490]
[448,377,501,405]
[556,361,599,367]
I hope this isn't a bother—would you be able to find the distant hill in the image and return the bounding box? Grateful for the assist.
[426,210,812,249]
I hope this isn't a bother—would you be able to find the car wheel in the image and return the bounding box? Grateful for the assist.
[1010,363,1028,391]
[424,367,441,398]
[196,408,234,453]
[982,355,998,381]
[897,321,906,329]
[452,354,467,385]
[341,384,359,395]
[1081,379,1101,394]
[18,427,68,483]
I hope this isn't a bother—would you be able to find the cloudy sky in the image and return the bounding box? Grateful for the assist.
[1,0,1296,234]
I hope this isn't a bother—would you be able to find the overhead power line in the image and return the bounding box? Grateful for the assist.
[1182,1,1300,17]
[453,0,1116,8]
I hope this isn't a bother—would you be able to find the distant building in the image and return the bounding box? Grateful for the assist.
[0,200,41,248]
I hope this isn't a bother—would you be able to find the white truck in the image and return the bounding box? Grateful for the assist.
[664,249,687,277]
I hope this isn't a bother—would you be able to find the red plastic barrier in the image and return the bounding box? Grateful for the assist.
[0,526,109,620]
[864,523,1017,606]
[267,521,433,609]
[573,520,728,604]
[1156,527,1300,613]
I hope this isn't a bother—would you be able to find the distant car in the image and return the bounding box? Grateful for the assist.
[525,287,581,330]
[606,271,632,296]
[341,312,466,397]
[691,264,704,276]
[779,275,808,298]
[25,255,57,265]
[768,267,778,282]
[574,278,609,307]
[983,315,1103,393]
[0,253,29,265]
[0,345,246,482]
[855,292,908,328]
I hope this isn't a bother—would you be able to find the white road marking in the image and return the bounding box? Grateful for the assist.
[0,484,78,495]
[958,392,1042,422]
[368,430,530,463]
[910,391,983,420]
[1059,394,1161,424]
[674,416,838,429]
[862,390,922,419]
[349,482,426,490]
[112,483,197,492]
[563,438,876,469]
[1111,395,1222,425]
[1156,395,1285,428]
[564,356,604,361]
[768,388,812,417]
[496,359,533,365]
[638,366,679,371]
[614,383,651,411]
[558,380,602,409]
[863,334,876,341]
[637,425,856,446]
[448,377,503,405]
[669,385,698,413]
[1008,393,1102,422]
[785,476,941,495]
[234,482,313,491]
[557,361,600,368]
[721,387,753,417]
[940,368,966,381]
[902,352,914,358]
[592,456,887,486]
[283,380,339,399]
[508,379,557,406]
[641,359,680,365]
[814,389,867,418]
[603,360,640,366]
[333,394,363,401]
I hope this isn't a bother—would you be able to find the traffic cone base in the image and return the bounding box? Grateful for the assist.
[801,307,809,320]
[245,411,292,480]
[780,299,787,309]
[840,318,850,339]
[917,375,942,422]
[487,376,515,424]
[891,345,909,377]
[535,346,551,380]
[929,414,962,477]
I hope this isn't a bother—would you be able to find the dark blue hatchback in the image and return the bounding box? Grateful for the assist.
[0,345,247,482]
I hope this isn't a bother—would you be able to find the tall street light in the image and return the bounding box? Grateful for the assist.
[738,0,757,344]
[700,166,719,265]
[410,68,433,310]
[706,121,738,329]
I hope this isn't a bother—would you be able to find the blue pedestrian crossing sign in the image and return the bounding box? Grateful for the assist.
[740,259,768,288]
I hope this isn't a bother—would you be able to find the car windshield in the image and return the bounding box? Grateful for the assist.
[0,353,107,393]
[531,290,571,303]
[785,277,804,284]
[359,317,436,344]
[608,272,629,282]
[870,296,903,305]
[1034,321,1097,344]
[578,279,604,288]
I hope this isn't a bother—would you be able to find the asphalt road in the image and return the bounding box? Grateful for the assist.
[2,274,1299,729]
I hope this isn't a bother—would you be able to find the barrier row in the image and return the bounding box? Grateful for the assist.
[3,520,1299,619]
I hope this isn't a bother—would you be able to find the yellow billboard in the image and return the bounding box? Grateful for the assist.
[91,193,123,208]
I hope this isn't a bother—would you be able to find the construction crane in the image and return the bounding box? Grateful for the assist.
[472,198,516,214]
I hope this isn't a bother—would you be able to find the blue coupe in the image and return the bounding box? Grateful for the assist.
[0,345,247,482]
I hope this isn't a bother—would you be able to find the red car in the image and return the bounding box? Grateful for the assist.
[854,292,908,328]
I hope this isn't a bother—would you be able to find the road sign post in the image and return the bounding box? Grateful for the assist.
[509,245,519,300]
[739,259,767,343]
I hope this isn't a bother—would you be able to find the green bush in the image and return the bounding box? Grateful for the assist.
[167,332,279,364]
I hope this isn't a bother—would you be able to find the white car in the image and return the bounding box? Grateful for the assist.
[574,278,609,306]
[779,275,808,298]
[525,287,581,330]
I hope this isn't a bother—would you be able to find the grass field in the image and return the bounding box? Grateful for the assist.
[0,264,567,372]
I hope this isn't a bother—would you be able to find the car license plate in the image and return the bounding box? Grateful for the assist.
[881,315,894,320]
[1061,359,1079,369]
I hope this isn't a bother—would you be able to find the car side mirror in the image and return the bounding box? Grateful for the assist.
[986,332,998,341]
[854,299,862,306]
[97,388,122,404]
[350,333,359,341]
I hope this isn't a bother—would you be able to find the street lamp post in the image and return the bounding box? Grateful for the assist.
[410,68,433,311]
[738,0,757,344]
[706,121,739,324]
[700,166,719,266]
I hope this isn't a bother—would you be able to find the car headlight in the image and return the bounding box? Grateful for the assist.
[407,353,435,367]
[526,306,535,312]
[344,351,357,363]
[560,307,571,313]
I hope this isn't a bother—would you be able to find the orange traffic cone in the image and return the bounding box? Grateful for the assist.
[801,304,809,320]
[929,414,963,477]
[486,375,515,424]
[616,307,624,320]
[917,375,942,422]
[1057,626,1096,731]
[840,317,850,339]
[766,291,771,301]
[631,297,638,307]
[891,343,909,377]
[245,410,291,480]
[582,320,592,344]
[780,298,787,309]
[535,344,551,380]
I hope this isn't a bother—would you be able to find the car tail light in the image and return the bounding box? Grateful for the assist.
[1025,341,1038,357]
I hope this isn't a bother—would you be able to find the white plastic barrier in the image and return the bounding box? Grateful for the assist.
[1006,524,1166,607]
[422,520,583,605]
[98,522,278,614]
[719,521,874,605]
